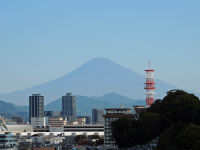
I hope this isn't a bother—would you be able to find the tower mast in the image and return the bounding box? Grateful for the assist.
[144,62,156,107]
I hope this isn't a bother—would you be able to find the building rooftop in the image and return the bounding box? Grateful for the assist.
[6,125,33,132]
[104,108,132,110]
[133,106,146,108]
[32,94,42,96]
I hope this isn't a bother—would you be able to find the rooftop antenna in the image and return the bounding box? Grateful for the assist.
[149,61,150,70]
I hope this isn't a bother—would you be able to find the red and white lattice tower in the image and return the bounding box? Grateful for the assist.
[144,62,156,107]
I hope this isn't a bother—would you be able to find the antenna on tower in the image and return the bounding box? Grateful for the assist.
[149,61,150,70]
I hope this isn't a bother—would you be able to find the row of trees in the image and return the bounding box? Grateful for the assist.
[111,90,200,150]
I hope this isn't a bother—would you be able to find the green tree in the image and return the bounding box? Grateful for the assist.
[157,123,200,150]
[111,89,200,149]
[111,117,140,148]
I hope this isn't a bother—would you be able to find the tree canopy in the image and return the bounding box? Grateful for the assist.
[111,89,200,149]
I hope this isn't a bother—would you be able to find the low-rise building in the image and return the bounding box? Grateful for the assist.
[77,117,86,125]
[64,124,104,133]
[31,117,49,128]
[6,125,33,134]
[133,106,146,119]
[33,126,49,132]
[49,117,67,132]
[77,116,91,124]
[0,132,17,149]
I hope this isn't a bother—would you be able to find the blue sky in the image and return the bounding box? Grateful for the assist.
[0,0,200,93]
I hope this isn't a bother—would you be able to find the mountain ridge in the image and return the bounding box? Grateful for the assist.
[45,92,145,116]
[0,57,177,105]
[0,93,145,120]
[0,100,28,120]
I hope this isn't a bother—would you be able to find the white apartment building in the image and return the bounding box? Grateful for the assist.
[104,108,133,146]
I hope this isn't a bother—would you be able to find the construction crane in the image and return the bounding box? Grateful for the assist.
[0,115,8,131]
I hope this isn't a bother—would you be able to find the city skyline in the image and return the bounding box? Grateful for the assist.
[0,0,200,94]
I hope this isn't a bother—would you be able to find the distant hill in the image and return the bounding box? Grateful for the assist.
[0,93,145,120]
[45,93,145,116]
[0,100,28,121]
[0,57,177,105]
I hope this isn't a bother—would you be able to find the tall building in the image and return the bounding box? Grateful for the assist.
[62,93,76,122]
[29,94,44,122]
[103,108,133,146]
[92,108,104,124]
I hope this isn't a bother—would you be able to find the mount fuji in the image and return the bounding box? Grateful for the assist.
[0,57,176,105]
